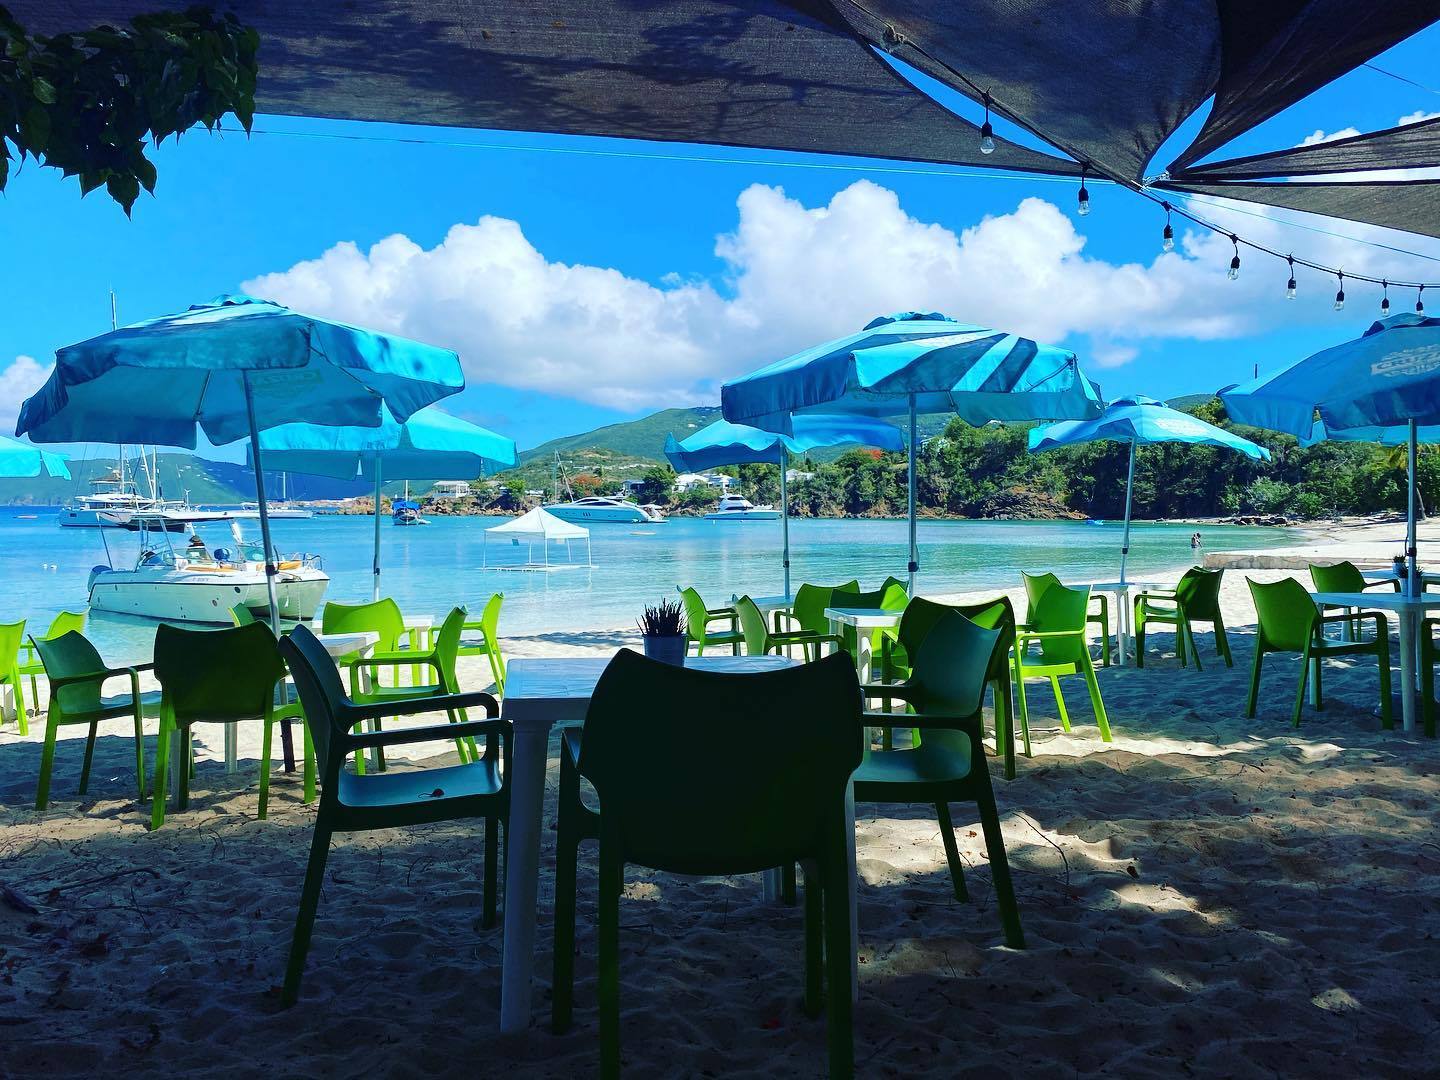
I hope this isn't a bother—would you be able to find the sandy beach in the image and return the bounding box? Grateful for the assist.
[2,536,1438,1077]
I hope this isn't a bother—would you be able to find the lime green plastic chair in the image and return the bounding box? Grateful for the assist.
[350,607,478,765]
[1246,577,1391,728]
[1134,567,1231,670]
[857,609,1024,947]
[679,586,742,656]
[29,630,161,810]
[551,649,862,1079]
[229,603,258,627]
[458,592,507,694]
[15,611,86,727]
[1310,560,1399,641]
[783,580,860,638]
[276,625,508,1005]
[1419,620,1440,739]
[149,621,311,829]
[1015,576,1113,742]
[1023,571,1111,667]
[320,598,406,693]
[735,595,841,659]
[0,620,28,736]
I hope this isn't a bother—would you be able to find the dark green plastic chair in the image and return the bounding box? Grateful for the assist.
[276,625,508,1006]
[1246,577,1392,728]
[1015,576,1113,742]
[29,630,161,810]
[150,621,311,829]
[679,586,742,656]
[551,649,862,1079]
[1309,560,1399,642]
[877,596,1021,779]
[15,610,86,729]
[1023,571,1111,666]
[1134,567,1231,670]
[857,609,1024,948]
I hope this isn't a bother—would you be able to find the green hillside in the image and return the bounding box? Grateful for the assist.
[518,406,722,464]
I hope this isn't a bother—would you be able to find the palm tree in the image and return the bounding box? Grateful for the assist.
[1383,443,1429,518]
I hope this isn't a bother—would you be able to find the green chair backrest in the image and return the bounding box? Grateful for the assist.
[432,606,469,689]
[154,622,287,723]
[792,580,859,638]
[578,649,863,873]
[44,611,86,639]
[0,621,26,665]
[734,596,770,656]
[906,610,1000,723]
[321,598,404,651]
[1021,571,1064,625]
[1309,560,1366,595]
[1174,566,1225,619]
[277,625,354,784]
[890,596,1015,684]
[1025,576,1092,666]
[679,588,712,646]
[1248,577,1319,653]
[31,631,110,715]
[949,596,1017,681]
[478,593,503,642]
[230,603,258,626]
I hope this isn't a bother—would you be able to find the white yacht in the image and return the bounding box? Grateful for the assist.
[704,494,781,521]
[59,467,166,528]
[544,495,663,524]
[87,519,329,623]
[226,502,315,520]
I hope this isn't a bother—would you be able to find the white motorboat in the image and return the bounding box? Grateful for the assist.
[87,519,328,623]
[704,494,781,521]
[59,466,172,528]
[544,495,662,524]
[224,502,315,520]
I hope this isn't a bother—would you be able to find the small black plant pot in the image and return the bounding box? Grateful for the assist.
[642,634,687,666]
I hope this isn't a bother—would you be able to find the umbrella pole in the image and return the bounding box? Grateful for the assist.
[780,447,791,598]
[1408,419,1420,597]
[372,456,383,602]
[907,394,918,593]
[242,372,295,772]
[1119,439,1136,585]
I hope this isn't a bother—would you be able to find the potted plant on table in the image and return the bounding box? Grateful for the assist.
[638,598,688,666]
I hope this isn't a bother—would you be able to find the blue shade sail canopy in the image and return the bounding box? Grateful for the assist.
[251,406,517,481]
[1030,396,1269,586]
[0,435,69,479]
[663,414,903,472]
[16,295,464,448]
[719,312,1104,434]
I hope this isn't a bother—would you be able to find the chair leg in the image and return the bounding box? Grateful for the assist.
[1376,637,1393,731]
[36,714,61,811]
[597,845,623,1080]
[1095,595,1111,666]
[1133,600,1146,668]
[1012,656,1033,758]
[483,814,500,930]
[1246,646,1264,717]
[150,714,172,830]
[1048,676,1070,732]
[78,720,99,796]
[133,707,147,802]
[177,728,192,810]
[370,718,388,772]
[1215,618,1234,667]
[302,724,316,804]
[782,862,798,906]
[994,673,1015,781]
[1292,643,1312,727]
[258,718,273,820]
[10,673,27,737]
[801,859,823,1018]
[935,801,969,902]
[1186,618,1203,672]
[551,822,579,1034]
[1080,655,1113,742]
[281,823,334,1007]
[821,837,855,1080]
[974,779,1025,950]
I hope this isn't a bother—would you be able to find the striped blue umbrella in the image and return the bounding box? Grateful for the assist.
[0,434,69,479]
[721,312,1104,588]
[665,414,903,595]
[1030,396,1269,582]
[1222,313,1440,595]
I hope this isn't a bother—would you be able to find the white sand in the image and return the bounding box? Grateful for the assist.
[2,559,1438,1076]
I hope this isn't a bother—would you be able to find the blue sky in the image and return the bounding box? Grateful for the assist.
[1,26,1438,459]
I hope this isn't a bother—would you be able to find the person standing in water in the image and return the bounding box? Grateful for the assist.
[1191,531,1202,554]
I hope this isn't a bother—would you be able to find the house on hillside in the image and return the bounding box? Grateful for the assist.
[432,480,473,498]
[674,472,733,493]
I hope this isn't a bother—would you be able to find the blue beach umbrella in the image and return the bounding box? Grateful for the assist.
[1030,396,1269,583]
[1221,312,1440,595]
[252,406,517,600]
[17,294,464,626]
[665,414,904,595]
[721,312,1104,589]
[0,434,69,479]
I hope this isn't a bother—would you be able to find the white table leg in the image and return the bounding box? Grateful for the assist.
[1116,589,1130,667]
[1399,611,1417,733]
[761,868,781,902]
[500,714,550,1033]
[224,725,238,774]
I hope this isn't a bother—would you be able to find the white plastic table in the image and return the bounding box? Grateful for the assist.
[1071,580,1167,666]
[499,653,832,1033]
[1309,590,1440,732]
[824,607,902,682]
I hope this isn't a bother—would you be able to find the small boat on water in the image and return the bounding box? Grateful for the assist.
[392,500,429,526]
[704,494,781,521]
[544,495,663,524]
[87,518,328,623]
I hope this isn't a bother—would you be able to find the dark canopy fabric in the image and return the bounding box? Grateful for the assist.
[13,1,1440,241]
[1174,116,1440,180]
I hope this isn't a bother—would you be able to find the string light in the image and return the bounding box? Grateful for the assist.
[1420,286,1427,314]
[1227,235,1241,280]
[1334,271,1346,311]
[1161,202,1174,252]
[1077,164,1091,216]
[1285,255,1297,300]
[1381,279,1391,316]
[978,92,995,155]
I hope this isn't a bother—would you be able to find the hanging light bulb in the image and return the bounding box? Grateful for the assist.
[979,91,995,155]
[1381,279,1391,316]
[1227,235,1240,280]
[1333,271,1346,311]
[1285,255,1297,300]
[1077,164,1090,216]
[1161,202,1174,252]
[1419,286,1426,314]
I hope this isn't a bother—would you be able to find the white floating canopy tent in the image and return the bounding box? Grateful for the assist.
[482,507,592,571]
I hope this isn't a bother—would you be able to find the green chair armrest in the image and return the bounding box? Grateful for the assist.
[1014,629,1087,641]
[346,716,509,751]
[355,650,438,668]
[1318,611,1387,627]
[340,690,500,724]
[860,681,922,703]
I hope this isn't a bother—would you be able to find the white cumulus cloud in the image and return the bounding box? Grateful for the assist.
[0,354,51,432]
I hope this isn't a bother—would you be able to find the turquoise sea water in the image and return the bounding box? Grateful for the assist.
[0,508,1303,660]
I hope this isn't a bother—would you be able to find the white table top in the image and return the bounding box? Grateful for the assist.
[1074,580,1168,593]
[736,593,795,612]
[1360,569,1440,584]
[403,614,433,629]
[1310,590,1440,612]
[313,631,379,657]
[824,606,903,629]
[505,653,795,706]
